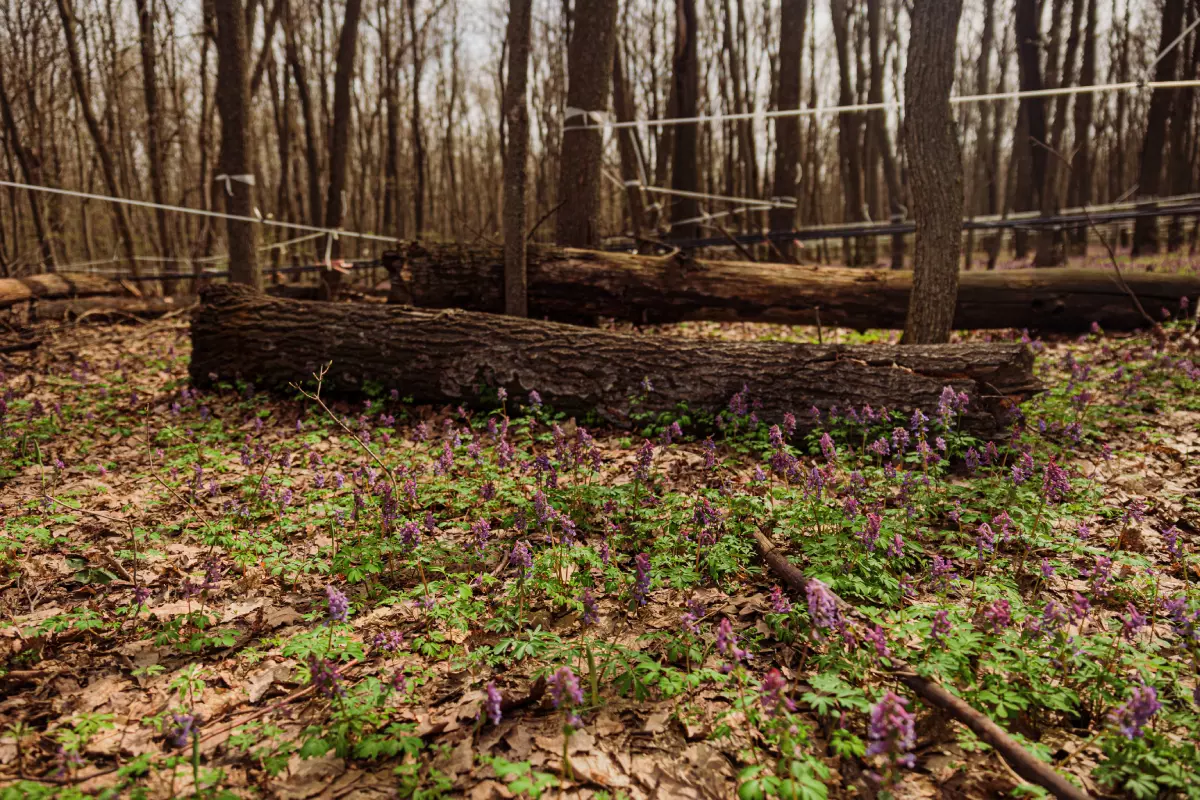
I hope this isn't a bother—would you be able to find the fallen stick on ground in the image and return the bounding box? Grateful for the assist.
[750,528,1092,800]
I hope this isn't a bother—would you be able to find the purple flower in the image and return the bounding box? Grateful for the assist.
[982,599,1012,633]
[769,585,792,614]
[632,553,651,607]
[1109,684,1161,739]
[819,432,837,462]
[1042,459,1071,503]
[1011,452,1035,485]
[308,655,345,698]
[510,540,533,579]
[864,625,891,659]
[471,519,491,552]
[783,412,797,436]
[759,669,796,717]
[975,523,995,558]
[1121,604,1148,641]
[681,597,707,633]
[1040,558,1055,579]
[866,691,916,769]
[930,610,951,644]
[806,579,840,631]
[581,588,599,625]
[1163,526,1182,561]
[891,427,910,453]
[548,667,583,709]
[1070,591,1091,622]
[633,440,655,483]
[716,617,751,665]
[167,713,197,749]
[325,585,350,624]
[869,437,891,458]
[858,512,883,552]
[485,682,503,725]
[528,390,542,407]
[372,630,404,653]
[1086,555,1113,598]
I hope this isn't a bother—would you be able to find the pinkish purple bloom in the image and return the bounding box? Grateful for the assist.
[759,669,796,717]
[866,691,916,769]
[485,682,503,725]
[1109,684,1161,739]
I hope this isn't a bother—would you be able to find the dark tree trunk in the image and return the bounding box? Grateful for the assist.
[318,0,363,300]
[408,0,427,239]
[1012,0,1047,258]
[285,3,323,229]
[1132,0,1186,255]
[556,0,619,246]
[193,283,1040,435]
[831,0,865,265]
[669,0,700,239]
[0,63,55,272]
[382,244,1198,332]
[503,0,534,316]
[965,0,995,270]
[769,0,807,260]
[1068,0,1098,247]
[867,0,904,269]
[213,0,261,288]
[612,45,647,238]
[135,0,175,291]
[903,0,965,344]
[1166,3,1198,252]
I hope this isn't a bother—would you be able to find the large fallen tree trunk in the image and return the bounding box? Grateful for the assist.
[0,273,129,310]
[382,244,1198,332]
[192,284,1040,435]
[752,528,1090,800]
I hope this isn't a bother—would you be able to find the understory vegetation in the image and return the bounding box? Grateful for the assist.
[0,316,1198,799]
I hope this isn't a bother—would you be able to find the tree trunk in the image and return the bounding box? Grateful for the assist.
[381,244,1198,332]
[1034,0,1083,267]
[612,45,648,239]
[54,0,138,276]
[867,0,904,269]
[213,0,260,288]
[503,0,534,316]
[1068,0,1097,247]
[1131,0,1185,256]
[193,283,1040,435]
[135,0,175,292]
[408,0,427,239]
[903,0,964,344]
[0,63,55,272]
[769,0,807,260]
[831,0,865,265]
[669,0,700,239]
[1166,3,1198,252]
[318,0,363,300]
[1012,0,1047,258]
[556,0,619,247]
[285,3,323,229]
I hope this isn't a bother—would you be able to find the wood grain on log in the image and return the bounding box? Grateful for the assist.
[0,273,128,310]
[192,284,1040,435]
[382,243,1199,332]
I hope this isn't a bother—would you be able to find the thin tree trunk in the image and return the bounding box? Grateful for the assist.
[135,0,175,291]
[503,0,534,316]
[1166,2,1198,252]
[285,7,322,230]
[556,0,619,246]
[1131,0,1185,255]
[213,0,260,287]
[867,0,904,269]
[831,0,865,265]
[670,0,700,238]
[1034,0,1083,266]
[769,0,807,260]
[0,62,54,272]
[409,0,427,239]
[54,0,138,276]
[612,43,648,238]
[903,0,965,344]
[1012,0,1047,258]
[1068,0,1097,248]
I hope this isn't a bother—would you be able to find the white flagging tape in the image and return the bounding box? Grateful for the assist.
[569,79,1200,131]
[0,179,401,245]
[214,173,256,195]
[564,106,609,127]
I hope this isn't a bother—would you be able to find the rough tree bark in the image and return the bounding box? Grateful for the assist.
[193,283,1041,435]
[769,0,807,260]
[1067,0,1098,247]
[1166,4,1198,252]
[318,0,363,300]
[612,45,647,239]
[831,0,865,265]
[867,0,904,269]
[502,0,534,316]
[54,0,138,276]
[135,0,174,291]
[556,0,619,247]
[382,244,1197,332]
[213,0,260,288]
[903,0,964,344]
[1012,0,1047,258]
[669,0,700,239]
[0,62,55,272]
[0,273,129,310]
[1132,0,1185,256]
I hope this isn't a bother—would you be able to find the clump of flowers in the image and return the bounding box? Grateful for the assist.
[1109,683,1162,739]
[548,667,584,729]
[769,585,792,615]
[485,682,503,726]
[307,655,345,698]
[759,669,796,717]
[325,585,350,624]
[806,579,840,634]
[631,553,651,607]
[866,691,916,778]
[580,588,599,625]
[716,618,751,667]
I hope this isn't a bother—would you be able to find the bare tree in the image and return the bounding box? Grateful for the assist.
[831,0,865,264]
[135,0,174,289]
[612,42,648,238]
[0,60,55,271]
[769,0,807,260]
[670,0,700,238]
[1132,0,1186,255]
[556,0,619,246]
[503,0,534,316]
[54,0,138,275]
[903,0,964,344]
[213,0,260,288]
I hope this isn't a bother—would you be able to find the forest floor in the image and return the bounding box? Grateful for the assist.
[0,307,1198,800]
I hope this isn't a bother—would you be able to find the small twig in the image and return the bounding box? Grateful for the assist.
[527,200,567,241]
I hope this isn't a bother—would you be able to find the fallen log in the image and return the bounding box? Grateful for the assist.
[751,528,1091,800]
[191,285,1040,435]
[382,244,1199,332]
[0,273,129,310]
[34,296,192,321]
